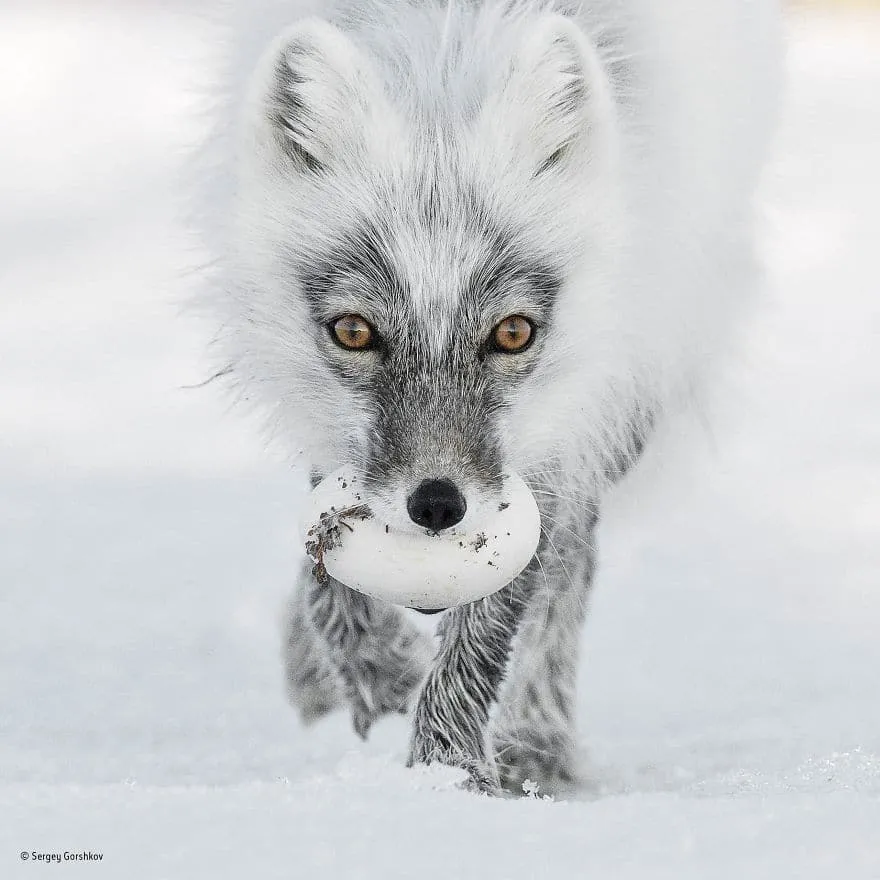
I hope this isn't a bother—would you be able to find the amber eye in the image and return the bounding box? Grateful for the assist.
[331,314,375,351]
[491,315,534,354]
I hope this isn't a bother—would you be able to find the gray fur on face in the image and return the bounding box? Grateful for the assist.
[296,186,562,504]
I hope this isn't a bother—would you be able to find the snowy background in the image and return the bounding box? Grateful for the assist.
[1,2,879,877]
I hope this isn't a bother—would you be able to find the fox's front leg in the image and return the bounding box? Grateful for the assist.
[303,574,434,738]
[407,578,535,793]
[284,570,343,724]
[290,472,434,737]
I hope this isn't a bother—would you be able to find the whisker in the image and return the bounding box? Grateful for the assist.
[539,522,577,595]
[531,488,600,511]
[179,365,234,390]
[539,512,597,554]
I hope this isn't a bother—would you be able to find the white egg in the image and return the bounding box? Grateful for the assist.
[301,470,541,609]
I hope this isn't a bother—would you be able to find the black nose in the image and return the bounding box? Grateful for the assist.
[407,479,467,531]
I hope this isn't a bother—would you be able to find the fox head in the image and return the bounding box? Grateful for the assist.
[228,4,625,534]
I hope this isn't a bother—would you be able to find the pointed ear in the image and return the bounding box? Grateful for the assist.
[481,16,615,175]
[249,19,392,174]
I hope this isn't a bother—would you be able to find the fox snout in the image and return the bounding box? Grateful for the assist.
[406,478,468,531]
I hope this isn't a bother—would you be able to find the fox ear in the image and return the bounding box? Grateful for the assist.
[483,16,614,175]
[252,20,389,173]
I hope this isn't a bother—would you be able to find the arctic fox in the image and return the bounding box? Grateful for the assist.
[198,0,780,794]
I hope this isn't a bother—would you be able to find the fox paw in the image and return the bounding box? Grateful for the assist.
[407,740,501,795]
[407,703,501,795]
[493,731,582,797]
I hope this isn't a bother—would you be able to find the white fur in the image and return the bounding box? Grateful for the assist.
[191,0,781,498]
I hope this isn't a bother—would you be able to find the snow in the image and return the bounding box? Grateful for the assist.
[1,4,879,878]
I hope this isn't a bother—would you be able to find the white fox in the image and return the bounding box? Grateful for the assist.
[197,0,780,794]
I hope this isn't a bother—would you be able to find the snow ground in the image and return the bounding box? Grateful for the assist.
[1,4,879,878]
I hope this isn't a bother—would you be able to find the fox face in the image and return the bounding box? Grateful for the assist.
[231,6,623,533]
[298,197,564,533]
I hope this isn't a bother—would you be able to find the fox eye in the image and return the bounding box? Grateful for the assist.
[491,315,534,354]
[330,314,375,350]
